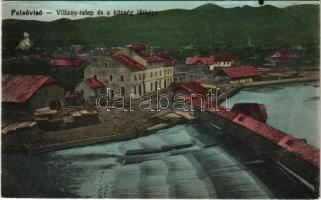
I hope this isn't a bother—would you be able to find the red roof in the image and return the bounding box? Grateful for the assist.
[51,57,82,67]
[2,75,58,103]
[186,56,200,65]
[199,57,214,65]
[144,55,164,63]
[211,53,235,62]
[85,78,105,89]
[181,99,319,169]
[231,112,319,168]
[272,51,299,59]
[157,53,176,66]
[171,82,209,96]
[231,103,268,122]
[221,66,260,78]
[186,53,235,65]
[112,54,145,71]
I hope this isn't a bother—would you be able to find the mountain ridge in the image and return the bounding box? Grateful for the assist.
[2,3,319,62]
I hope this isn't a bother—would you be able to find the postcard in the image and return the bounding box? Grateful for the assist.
[1,0,320,198]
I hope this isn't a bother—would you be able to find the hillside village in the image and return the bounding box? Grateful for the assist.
[1,31,319,153]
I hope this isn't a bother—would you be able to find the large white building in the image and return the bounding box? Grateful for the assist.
[83,44,175,99]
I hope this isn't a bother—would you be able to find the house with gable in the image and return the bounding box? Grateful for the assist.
[83,44,175,99]
[2,75,65,111]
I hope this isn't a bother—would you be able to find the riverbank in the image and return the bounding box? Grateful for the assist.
[217,71,319,103]
[19,109,195,154]
[3,70,319,154]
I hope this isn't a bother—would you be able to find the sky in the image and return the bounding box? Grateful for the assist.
[2,1,319,21]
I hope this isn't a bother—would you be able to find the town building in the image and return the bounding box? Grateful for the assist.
[174,63,209,83]
[186,53,235,71]
[170,82,211,110]
[265,50,300,68]
[2,75,65,111]
[51,56,84,70]
[83,44,175,99]
[207,53,236,70]
[214,66,260,84]
[171,82,210,97]
[231,103,268,123]
[75,77,106,102]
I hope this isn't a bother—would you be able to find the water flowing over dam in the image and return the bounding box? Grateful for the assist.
[2,123,316,198]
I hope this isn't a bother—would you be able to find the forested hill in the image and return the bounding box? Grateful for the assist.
[2,3,319,63]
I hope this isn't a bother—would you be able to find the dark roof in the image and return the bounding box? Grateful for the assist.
[112,54,145,71]
[231,103,268,122]
[2,75,58,103]
[126,44,148,51]
[85,78,105,89]
[272,51,299,59]
[211,53,235,62]
[144,55,164,63]
[221,66,260,78]
[157,53,176,66]
[51,57,82,67]
[171,82,209,96]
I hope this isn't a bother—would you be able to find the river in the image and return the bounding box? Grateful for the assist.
[225,81,320,148]
[2,123,315,198]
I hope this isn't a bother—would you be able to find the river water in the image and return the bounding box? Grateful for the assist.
[2,123,316,198]
[226,82,320,148]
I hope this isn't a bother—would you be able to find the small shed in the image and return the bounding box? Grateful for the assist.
[269,50,300,68]
[214,66,260,84]
[75,77,106,101]
[2,75,65,111]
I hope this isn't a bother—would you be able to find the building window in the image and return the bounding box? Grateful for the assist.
[134,86,137,94]
[120,87,125,95]
[109,75,113,81]
[139,74,142,80]
[150,72,153,77]
[138,85,142,95]
[150,82,153,91]
[110,90,115,98]
[134,75,137,81]
[105,63,108,68]
[120,75,125,81]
